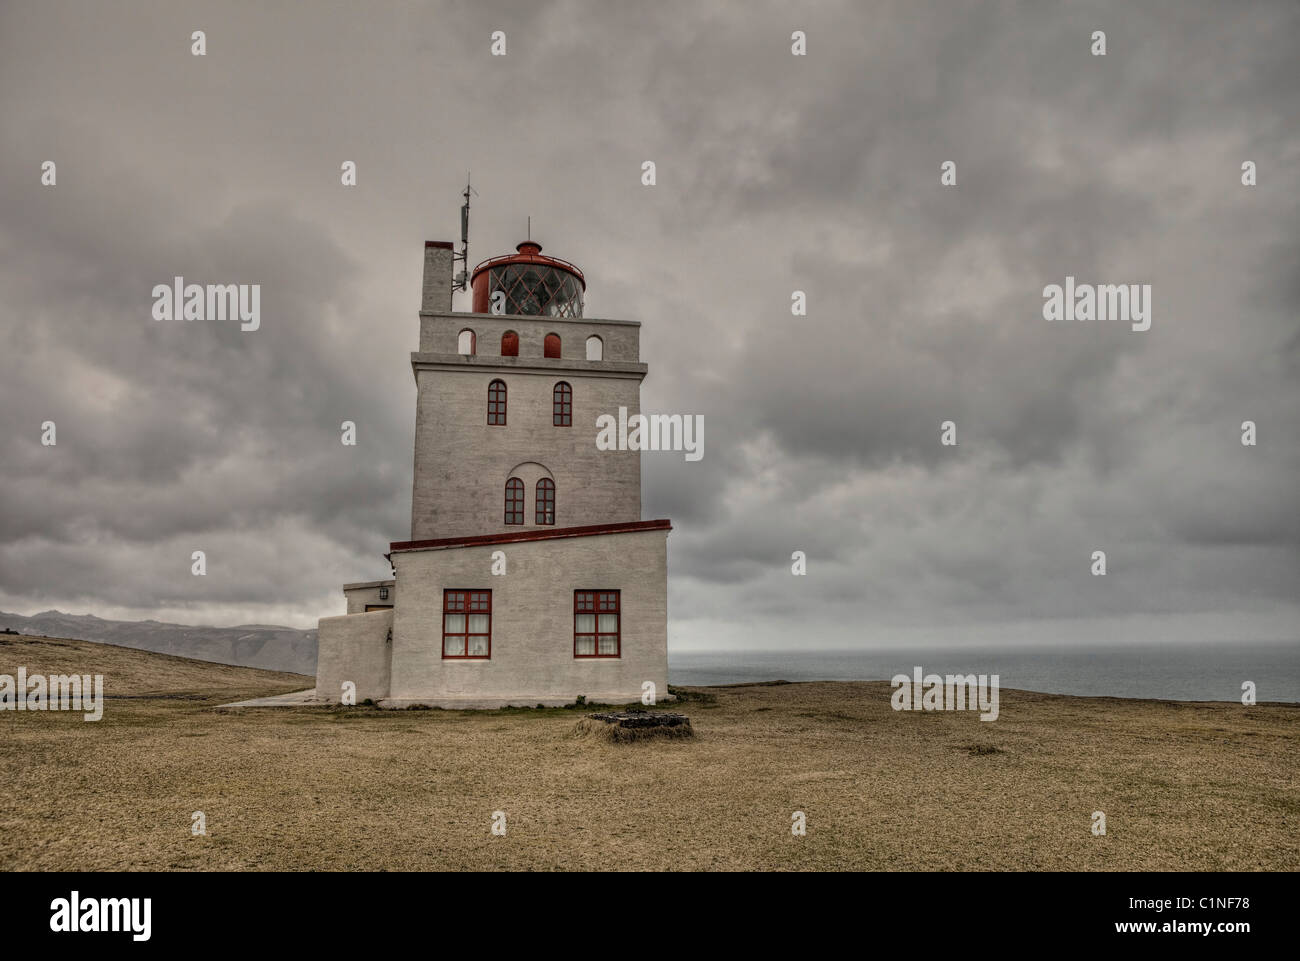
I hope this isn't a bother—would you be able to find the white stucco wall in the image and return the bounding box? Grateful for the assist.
[342,579,396,614]
[315,609,393,703]
[386,528,669,708]
[409,358,644,541]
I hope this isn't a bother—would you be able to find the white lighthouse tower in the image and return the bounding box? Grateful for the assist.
[313,233,671,708]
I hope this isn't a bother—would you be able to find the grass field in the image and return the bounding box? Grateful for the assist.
[2,633,1297,871]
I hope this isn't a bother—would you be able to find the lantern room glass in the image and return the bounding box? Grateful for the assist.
[487,264,583,318]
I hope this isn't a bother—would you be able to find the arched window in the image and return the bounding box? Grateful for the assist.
[504,478,524,525]
[544,333,561,358]
[585,335,603,361]
[487,379,507,425]
[536,478,555,525]
[553,382,572,426]
[501,331,519,357]
[457,329,476,355]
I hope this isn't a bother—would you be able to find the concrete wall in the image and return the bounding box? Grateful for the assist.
[387,529,668,707]
[409,360,643,541]
[419,310,642,364]
[343,579,396,614]
[315,609,393,703]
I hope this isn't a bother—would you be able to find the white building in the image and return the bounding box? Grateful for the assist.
[314,239,671,708]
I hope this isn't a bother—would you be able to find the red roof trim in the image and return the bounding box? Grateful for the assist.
[425,240,454,249]
[391,519,671,553]
[470,250,586,289]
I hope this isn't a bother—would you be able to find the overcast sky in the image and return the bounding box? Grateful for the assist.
[1,0,1296,651]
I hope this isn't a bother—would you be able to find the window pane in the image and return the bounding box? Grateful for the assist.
[467,614,489,633]
[444,635,466,656]
[576,636,596,655]
[598,613,618,633]
[505,478,524,524]
[444,613,465,633]
[535,479,555,525]
[575,614,595,633]
[488,380,507,424]
[553,383,572,427]
[467,635,489,656]
[598,635,618,655]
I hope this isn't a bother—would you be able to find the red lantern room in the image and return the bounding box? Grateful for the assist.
[470,241,585,317]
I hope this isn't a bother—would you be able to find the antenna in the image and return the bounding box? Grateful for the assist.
[453,173,477,292]
[527,216,531,242]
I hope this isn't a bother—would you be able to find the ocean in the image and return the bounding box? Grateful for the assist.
[668,641,1300,702]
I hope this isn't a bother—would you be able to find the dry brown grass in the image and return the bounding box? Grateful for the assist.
[2,633,1297,871]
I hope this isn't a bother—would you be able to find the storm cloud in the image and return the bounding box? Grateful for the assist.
[1,0,1296,650]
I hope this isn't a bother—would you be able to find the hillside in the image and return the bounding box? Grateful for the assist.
[0,633,311,699]
[0,609,317,674]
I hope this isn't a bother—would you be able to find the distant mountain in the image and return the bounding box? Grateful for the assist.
[0,609,317,675]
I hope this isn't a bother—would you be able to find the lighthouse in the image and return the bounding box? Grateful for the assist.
[313,234,671,708]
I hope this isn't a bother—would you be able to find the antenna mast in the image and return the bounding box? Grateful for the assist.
[454,174,477,292]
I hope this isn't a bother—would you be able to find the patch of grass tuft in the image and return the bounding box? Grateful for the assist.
[961,743,1005,756]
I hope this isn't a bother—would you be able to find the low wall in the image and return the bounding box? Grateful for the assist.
[315,609,393,703]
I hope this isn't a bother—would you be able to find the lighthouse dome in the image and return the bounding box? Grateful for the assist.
[470,241,585,317]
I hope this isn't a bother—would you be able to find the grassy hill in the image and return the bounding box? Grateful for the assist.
[0,633,311,700]
[0,610,317,674]
[2,633,1297,871]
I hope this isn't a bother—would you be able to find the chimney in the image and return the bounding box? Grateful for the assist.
[421,241,454,312]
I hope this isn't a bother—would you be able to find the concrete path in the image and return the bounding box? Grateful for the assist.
[218,688,321,708]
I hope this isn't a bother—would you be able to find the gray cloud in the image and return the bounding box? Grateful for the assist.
[1,0,1296,647]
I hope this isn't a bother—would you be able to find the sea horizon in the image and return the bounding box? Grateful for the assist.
[669,640,1300,703]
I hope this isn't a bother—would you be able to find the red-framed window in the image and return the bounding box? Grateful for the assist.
[501,331,519,356]
[553,381,572,426]
[488,379,507,425]
[536,478,555,525]
[504,478,525,525]
[544,333,561,358]
[574,590,620,658]
[443,590,491,658]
